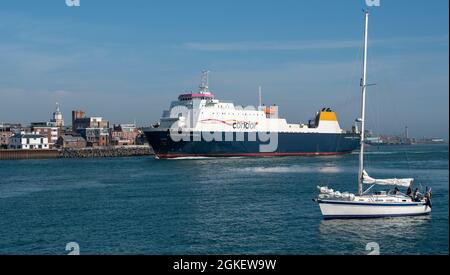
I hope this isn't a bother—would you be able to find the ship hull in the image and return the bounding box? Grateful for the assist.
[318,200,431,219]
[144,130,359,159]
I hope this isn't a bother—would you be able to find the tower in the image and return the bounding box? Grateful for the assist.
[51,102,64,127]
[72,110,86,131]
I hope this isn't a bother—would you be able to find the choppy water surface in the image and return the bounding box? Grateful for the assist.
[0,145,447,254]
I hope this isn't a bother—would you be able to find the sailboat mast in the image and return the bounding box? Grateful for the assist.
[358,11,369,196]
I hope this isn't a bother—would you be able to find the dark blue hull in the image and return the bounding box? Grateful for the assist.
[144,130,359,158]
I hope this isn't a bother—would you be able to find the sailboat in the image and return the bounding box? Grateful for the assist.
[314,11,432,219]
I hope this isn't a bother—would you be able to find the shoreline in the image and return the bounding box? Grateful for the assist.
[0,145,154,160]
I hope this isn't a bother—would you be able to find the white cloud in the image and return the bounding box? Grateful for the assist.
[182,35,449,51]
[184,40,361,51]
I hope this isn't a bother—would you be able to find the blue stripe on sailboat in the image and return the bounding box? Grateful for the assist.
[323,213,431,220]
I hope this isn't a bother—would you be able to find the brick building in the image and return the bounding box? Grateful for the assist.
[82,128,109,147]
[72,110,109,131]
[72,110,86,131]
[71,110,110,147]
[0,130,13,149]
[110,124,139,146]
[31,122,60,149]
[57,134,87,148]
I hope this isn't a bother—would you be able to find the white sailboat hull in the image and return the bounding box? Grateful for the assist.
[318,200,431,219]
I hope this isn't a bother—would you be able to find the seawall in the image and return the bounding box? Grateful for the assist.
[0,149,60,160]
[0,146,153,160]
[61,146,153,158]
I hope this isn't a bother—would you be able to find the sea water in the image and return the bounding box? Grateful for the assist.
[0,145,447,255]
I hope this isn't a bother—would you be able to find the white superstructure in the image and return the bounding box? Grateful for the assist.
[156,71,346,135]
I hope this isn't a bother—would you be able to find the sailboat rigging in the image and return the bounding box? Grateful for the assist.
[314,11,432,219]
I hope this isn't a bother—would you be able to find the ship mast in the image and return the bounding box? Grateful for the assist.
[258,86,262,107]
[358,11,369,196]
[199,70,210,94]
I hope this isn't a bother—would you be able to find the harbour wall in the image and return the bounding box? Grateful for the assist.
[0,149,60,160]
[0,146,153,160]
[61,146,153,158]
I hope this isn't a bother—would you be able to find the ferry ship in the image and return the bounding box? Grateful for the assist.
[144,71,359,159]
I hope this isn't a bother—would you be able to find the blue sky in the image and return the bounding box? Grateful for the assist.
[0,0,448,139]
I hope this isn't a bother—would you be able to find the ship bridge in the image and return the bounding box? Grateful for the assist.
[178,92,214,102]
[177,70,214,102]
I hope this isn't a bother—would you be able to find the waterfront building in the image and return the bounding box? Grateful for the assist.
[0,130,13,149]
[31,122,60,148]
[412,138,446,144]
[72,110,86,131]
[27,104,65,148]
[82,127,109,147]
[72,110,109,131]
[365,136,383,145]
[110,124,139,146]
[71,110,110,147]
[0,123,23,133]
[135,129,148,145]
[57,134,87,148]
[8,132,49,150]
[0,124,20,148]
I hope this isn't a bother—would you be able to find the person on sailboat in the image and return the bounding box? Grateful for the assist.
[413,188,423,202]
[394,187,400,195]
[406,186,413,197]
[425,187,433,208]
[426,187,432,199]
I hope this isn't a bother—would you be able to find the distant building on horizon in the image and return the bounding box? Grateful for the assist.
[57,134,87,149]
[110,124,139,146]
[72,110,86,131]
[0,127,14,149]
[28,103,66,148]
[8,132,49,150]
[50,103,64,127]
[72,110,109,131]
[30,122,60,148]
[0,123,23,136]
[71,110,110,147]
